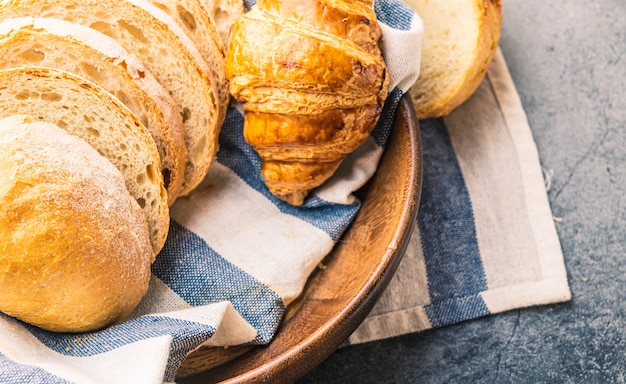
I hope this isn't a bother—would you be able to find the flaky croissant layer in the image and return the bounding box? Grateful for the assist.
[226,0,389,205]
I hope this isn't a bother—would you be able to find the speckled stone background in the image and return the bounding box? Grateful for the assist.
[298,0,626,382]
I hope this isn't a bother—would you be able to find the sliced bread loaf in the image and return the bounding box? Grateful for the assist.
[0,0,223,195]
[0,66,169,255]
[198,0,245,48]
[146,0,229,125]
[0,115,153,332]
[404,0,502,119]
[0,16,187,205]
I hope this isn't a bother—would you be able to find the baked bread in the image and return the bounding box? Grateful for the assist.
[145,0,229,126]
[0,16,187,205]
[0,116,152,333]
[0,0,223,195]
[197,0,246,48]
[0,66,169,255]
[405,0,502,118]
[226,0,389,205]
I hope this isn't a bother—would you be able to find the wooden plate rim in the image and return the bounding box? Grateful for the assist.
[181,94,423,383]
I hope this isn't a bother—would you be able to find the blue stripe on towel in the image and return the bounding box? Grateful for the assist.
[24,315,215,382]
[424,295,490,327]
[24,316,214,356]
[416,118,490,327]
[217,86,404,241]
[26,317,215,382]
[282,200,361,242]
[217,109,362,241]
[0,351,71,384]
[154,221,285,344]
[16,222,283,379]
[371,88,403,147]
[374,0,415,31]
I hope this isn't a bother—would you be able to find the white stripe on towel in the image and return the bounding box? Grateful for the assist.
[0,315,171,384]
[171,162,335,304]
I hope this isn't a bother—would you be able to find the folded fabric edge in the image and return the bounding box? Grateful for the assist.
[378,17,424,92]
[346,48,572,346]
[487,48,572,297]
[348,277,571,344]
[0,314,172,384]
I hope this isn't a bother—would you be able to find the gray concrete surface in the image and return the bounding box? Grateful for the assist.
[298,1,626,382]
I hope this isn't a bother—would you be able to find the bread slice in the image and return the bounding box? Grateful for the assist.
[404,0,502,119]
[146,0,229,125]
[0,0,223,195]
[0,16,187,205]
[0,115,153,332]
[0,66,169,255]
[197,0,246,49]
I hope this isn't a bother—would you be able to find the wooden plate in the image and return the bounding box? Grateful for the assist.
[177,94,423,383]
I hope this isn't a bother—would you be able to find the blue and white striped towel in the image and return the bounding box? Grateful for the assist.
[0,0,424,383]
[348,48,572,344]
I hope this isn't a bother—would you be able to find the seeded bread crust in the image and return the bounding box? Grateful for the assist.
[0,116,153,333]
[0,66,169,255]
[405,0,502,119]
[0,16,187,205]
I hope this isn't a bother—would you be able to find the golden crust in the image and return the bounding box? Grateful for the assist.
[256,0,382,53]
[0,66,169,255]
[226,0,389,205]
[261,159,343,206]
[244,106,382,161]
[0,117,152,332]
[228,13,385,96]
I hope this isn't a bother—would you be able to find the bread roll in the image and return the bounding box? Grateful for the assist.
[405,0,502,118]
[0,0,223,195]
[0,16,187,205]
[0,116,152,333]
[0,66,169,255]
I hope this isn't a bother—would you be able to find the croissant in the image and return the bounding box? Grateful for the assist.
[226,0,389,205]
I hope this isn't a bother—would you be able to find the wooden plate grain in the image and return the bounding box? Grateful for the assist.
[177,94,423,383]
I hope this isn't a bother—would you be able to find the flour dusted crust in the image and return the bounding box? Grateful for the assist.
[0,0,223,195]
[0,116,152,333]
[405,0,502,119]
[0,66,169,255]
[0,16,187,205]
